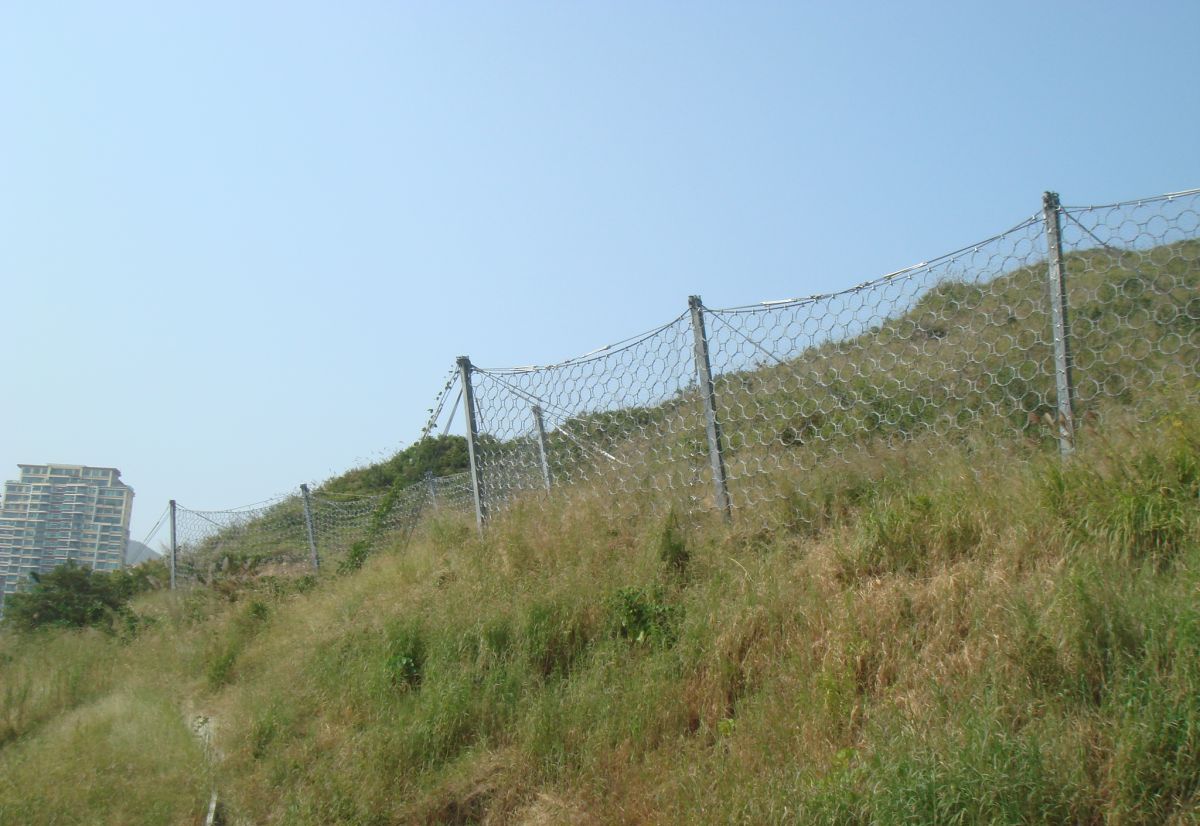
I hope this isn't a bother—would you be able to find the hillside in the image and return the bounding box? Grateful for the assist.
[468,235,1200,522]
[172,232,1200,580]
[317,435,470,499]
[2,217,1199,823]
[2,406,1199,823]
[169,436,471,581]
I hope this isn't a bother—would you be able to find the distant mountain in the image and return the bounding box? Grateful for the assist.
[125,540,160,566]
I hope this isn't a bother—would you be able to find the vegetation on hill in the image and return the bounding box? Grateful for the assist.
[174,435,470,577]
[319,435,469,497]
[478,239,1200,516]
[2,561,163,634]
[180,237,1199,567]
[2,406,1199,823]
[1,237,1197,823]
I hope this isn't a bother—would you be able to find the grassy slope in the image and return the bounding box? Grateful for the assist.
[174,435,470,576]
[180,239,1200,559]
[499,240,1200,515]
[1,241,1198,823]
[2,407,1200,824]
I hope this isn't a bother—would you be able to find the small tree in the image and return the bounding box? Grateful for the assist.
[3,562,139,632]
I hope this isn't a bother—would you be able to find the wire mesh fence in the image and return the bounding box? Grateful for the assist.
[1058,194,1200,418]
[168,187,1199,580]
[173,495,309,585]
[454,188,1200,526]
[170,472,474,586]
[703,214,1056,513]
[467,317,706,514]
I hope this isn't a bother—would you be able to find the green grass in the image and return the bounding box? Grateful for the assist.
[0,689,209,825]
[4,411,1200,822]
[174,237,1200,567]
[2,238,1198,822]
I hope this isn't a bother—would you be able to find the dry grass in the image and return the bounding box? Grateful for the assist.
[2,408,1200,823]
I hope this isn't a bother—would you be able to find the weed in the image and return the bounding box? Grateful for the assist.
[1107,676,1200,823]
[338,540,370,574]
[657,509,690,576]
[523,600,591,679]
[481,618,513,659]
[1043,416,1200,567]
[1066,571,1144,706]
[841,486,982,579]
[205,599,272,689]
[6,359,1200,823]
[610,586,681,647]
[383,620,427,691]
[207,646,240,689]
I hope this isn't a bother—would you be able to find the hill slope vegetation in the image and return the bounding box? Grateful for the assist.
[2,237,1198,823]
[3,407,1200,823]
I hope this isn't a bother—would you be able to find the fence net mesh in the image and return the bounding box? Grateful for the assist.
[464,189,1200,523]
[172,472,475,584]
[169,188,1200,568]
[174,496,309,584]
[470,317,708,512]
[1058,194,1200,417]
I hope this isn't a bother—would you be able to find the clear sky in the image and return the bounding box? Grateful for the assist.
[1,2,1197,545]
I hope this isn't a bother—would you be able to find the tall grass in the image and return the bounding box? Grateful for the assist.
[0,689,209,825]
[2,407,1199,823]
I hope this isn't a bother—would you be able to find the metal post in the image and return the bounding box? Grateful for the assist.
[425,471,438,511]
[688,295,732,519]
[168,499,177,590]
[457,356,488,533]
[1042,191,1077,457]
[531,404,553,492]
[299,484,320,571]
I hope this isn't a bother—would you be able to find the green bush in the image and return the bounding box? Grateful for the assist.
[384,620,427,690]
[3,563,155,633]
[338,540,370,574]
[319,435,469,497]
[610,586,681,647]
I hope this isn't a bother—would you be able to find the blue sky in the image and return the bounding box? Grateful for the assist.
[1,2,1197,543]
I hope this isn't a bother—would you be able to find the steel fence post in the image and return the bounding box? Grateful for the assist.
[1042,191,1077,457]
[299,484,320,571]
[532,404,553,492]
[425,471,439,511]
[168,499,177,590]
[457,356,488,533]
[688,295,733,519]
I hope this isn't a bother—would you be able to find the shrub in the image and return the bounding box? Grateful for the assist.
[610,586,681,647]
[384,620,427,691]
[319,435,470,497]
[338,540,370,574]
[207,646,240,689]
[3,563,151,633]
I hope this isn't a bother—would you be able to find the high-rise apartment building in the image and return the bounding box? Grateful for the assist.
[0,464,134,609]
